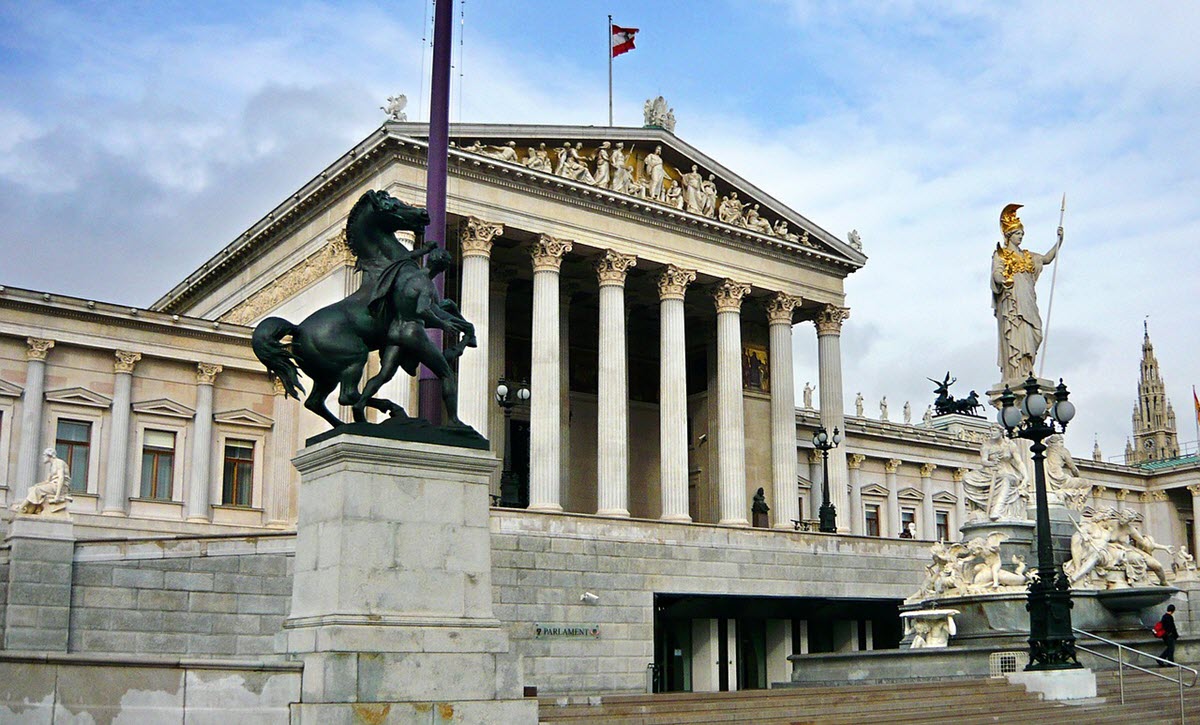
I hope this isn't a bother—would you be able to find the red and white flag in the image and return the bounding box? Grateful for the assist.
[611,24,638,58]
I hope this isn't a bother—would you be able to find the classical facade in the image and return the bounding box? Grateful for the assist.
[2,119,1199,698]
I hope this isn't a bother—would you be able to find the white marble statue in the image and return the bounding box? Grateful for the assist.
[610,143,632,193]
[381,94,408,122]
[553,142,571,176]
[803,382,814,409]
[962,426,1029,521]
[644,145,666,201]
[1064,508,1172,588]
[522,143,553,173]
[880,396,889,421]
[847,229,862,251]
[593,142,612,189]
[11,448,73,515]
[742,204,773,234]
[664,107,676,134]
[564,142,595,184]
[991,204,1063,382]
[854,393,864,417]
[1045,434,1091,509]
[717,192,744,224]
[923,406,934,426]
[700,174,718,217]
[910,534,1031,602]
[643,96,672,129]
[904,609,960,649]
[480,140,519,164]
[665,183,683,209]
[1092,438,1103,462]
[1173,547,1199,582]
[681,165,704,214]
[903,401,912,424]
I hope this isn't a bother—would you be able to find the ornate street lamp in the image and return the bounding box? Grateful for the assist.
[998,375,1081,671]
[495,378,531,508]
[812,425,842,533]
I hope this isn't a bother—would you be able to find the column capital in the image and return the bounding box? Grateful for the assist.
[1153,490,1168,502]
[765,292,801,325]
[531,234,573,272]
[953,467,969,482]
[1094,485,1108,498]
[459,217,504,258]
[815,304,850,335]
[595,250,637,287]
[884,458,902,474]
[808,449,822,465]
[712,279,752,313]
[919,462,937,478]
[26,337,54,361]
[196,362,223,385]
[657,265,697,301]
[272,376,288,396]
[113,350,142,374]
[1189,484,1200,497]
[1115,489,1128,501]
[1138,490,1151,503]
[847,453,866,470]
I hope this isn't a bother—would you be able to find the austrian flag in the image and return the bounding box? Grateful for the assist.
[611,24,638,58]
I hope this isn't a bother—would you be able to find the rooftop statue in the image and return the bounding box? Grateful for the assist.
[381,94,408,122]
[253,190,476,431]
[10,448,73,516]
[927,371,984,417]
[991,204,1063,383]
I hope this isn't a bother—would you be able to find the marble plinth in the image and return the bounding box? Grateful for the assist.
[1007,668,1097,700]
[284,435,536,723]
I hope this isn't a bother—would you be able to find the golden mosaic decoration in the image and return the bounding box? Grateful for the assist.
[995,245,1035,285]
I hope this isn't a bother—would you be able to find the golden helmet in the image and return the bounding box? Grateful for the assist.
[1000,204,1024,236]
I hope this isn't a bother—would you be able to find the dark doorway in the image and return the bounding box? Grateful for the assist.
[509,419,531,508]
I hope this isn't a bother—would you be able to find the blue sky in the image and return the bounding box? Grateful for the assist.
[1,1,1197,459]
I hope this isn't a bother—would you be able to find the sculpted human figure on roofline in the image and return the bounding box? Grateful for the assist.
[991,204,1063,382]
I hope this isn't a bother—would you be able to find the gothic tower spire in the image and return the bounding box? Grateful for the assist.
[1126,322,1180,463]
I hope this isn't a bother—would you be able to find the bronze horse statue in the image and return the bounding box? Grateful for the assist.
[252,190,476,428]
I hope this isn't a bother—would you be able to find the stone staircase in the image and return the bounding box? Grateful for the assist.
[538,671,1199,724]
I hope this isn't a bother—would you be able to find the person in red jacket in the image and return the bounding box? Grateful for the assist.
[1160,604,1180,665]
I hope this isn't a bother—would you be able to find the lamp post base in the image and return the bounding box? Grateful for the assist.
[1026,578,1082,670]
[818,503,837,534]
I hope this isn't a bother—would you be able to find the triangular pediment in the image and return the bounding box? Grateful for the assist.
[133,398,196,419]
[796,475,812,489]
[45,387,112,408]
[897,486,924,502]
[860,483,889,497]
[932,491,958,505]
[213,408,273,428]
[0,379,22,398]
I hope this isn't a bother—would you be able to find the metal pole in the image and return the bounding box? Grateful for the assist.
[607,15,613,126]
[420,0,454,424]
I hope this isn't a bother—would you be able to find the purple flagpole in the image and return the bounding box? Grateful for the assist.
[420,0,454,424]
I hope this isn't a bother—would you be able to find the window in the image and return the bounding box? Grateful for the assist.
[864,505,881,537]
[55,419,91,493]
[222,440,255,506]
[900,508,916,537]
[140,430,176,500]
[936,511,950,541]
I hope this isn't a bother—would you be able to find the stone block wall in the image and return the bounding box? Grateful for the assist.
[69,535,294,659]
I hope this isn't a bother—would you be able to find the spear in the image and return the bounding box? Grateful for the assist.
[1038,193,1066,377]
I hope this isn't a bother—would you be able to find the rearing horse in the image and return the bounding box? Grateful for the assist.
[251,190,475,428]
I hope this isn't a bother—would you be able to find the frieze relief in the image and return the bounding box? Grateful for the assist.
[220,231,357,326]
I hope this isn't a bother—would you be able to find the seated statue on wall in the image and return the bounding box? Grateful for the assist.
[1044,434,1091,509]
[251,190,481,444]
[961,426,1029,521]
[11,448,72,516]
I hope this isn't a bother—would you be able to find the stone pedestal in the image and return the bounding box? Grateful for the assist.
[284,435,536,723]
[3,515,75,652]
[1007,668,1096,700]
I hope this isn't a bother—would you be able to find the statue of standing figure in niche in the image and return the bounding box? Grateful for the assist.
[962,426,1029,521]
[11,448,73,515]
[992,204,1063,382]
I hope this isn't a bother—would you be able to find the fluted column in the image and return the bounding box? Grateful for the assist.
[457,217,504,437]
[807,450,821,520]
[766,292,800,529]
[920,463,937,539]
[559,284,577,505]
[815,305,851,531]
[596,250,637,517]
[884,458,901,538]
[15,338,54,494]
[186,363,221,522]
[267,377,299,527]
[528,235,572,512]
[953,468,969,535]
[658,265,696,522]
[1190,485,1200,555]
[102,351,141,514]
[848,454,866,535]
[714,279,752,527]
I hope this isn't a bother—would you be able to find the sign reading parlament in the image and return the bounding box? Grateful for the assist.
[535,624,600,639]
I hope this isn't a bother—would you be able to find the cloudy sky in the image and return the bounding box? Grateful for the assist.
[1,1,1197,459]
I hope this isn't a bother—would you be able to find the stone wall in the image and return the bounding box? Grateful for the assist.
[69,535,294,659]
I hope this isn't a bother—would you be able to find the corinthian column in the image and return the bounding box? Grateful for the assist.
[714,279,752,526]
[528,235,572,512]
[15,338,54,494]
[953,468,969,535]
[596,250,637,517]
[1190,485,1200,556]
[884,459,901,537]
[815,304,851,531]
[766,292,800,529]
[457,217,504,437]
[658,265,696,522]
[102,351,141,515]
[186,363,221,522]
[847,454,866,535]
[920,462,937,539]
